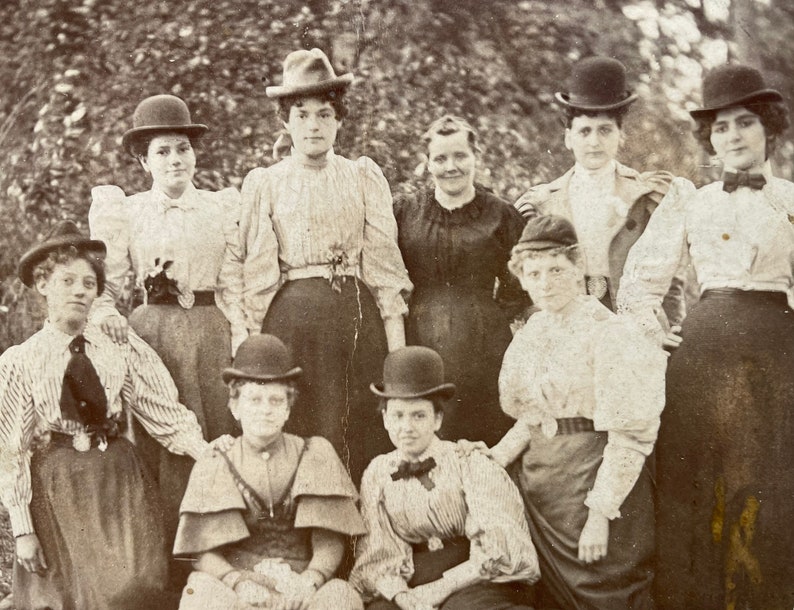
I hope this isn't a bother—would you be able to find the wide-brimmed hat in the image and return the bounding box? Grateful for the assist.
[222,334,302,384]
[266,48,354,99]
[555,56,638,111]
[370,346,455,400]
[689,64,783,119]
[121,94,208,154]
[18,220,107,290]
[513,215,578,254]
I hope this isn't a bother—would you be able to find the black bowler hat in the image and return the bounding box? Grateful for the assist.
[122,94,208,155]
[555,57,638,111]
[18,220,106,290]
[371,346,456,400]
[689,64,783,119]
[222,335,302,384]
[513,215,578,255]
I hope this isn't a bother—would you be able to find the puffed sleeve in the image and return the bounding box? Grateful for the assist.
[513,183,552,220]
[349,459,414,602]
[121,330,209,459]
[212,187,248,354]
[586,316,666,519]
[239,167,283,333]
[357,157,412,320]
[0,347,37,537]
[618,177,696,342]
[458,452,540,584]
[88,185,133,323]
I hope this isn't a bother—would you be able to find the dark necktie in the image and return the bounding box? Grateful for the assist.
[722,171,766,193]
[60,335,108,430]
[392,457,437,490]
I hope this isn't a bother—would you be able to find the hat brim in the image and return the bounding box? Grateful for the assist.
[513,240,574,254]
[369,382,456,401]
[554,91,638,112]
[265,74,354,99]
[689,89,784,119]
[221,366,303,385]
[19,237,107,288]
[122,124,209,154]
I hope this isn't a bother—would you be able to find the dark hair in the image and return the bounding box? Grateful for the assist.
[128,131,200,160]
[422,115,481,154]
[32,245,106,295]
[378,396,446,415]
[692,101,790,157]
[276,89,349,122]
[508,244,583,279]
[564,106,629,129]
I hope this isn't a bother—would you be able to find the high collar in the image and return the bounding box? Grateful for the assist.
[572,159,617,183]
[434,183,476,211]
[722,159,773,180]
[290,147,334,168]
[395,434,442,464]
[151,182,199,210]
[241,431,286,457]
[41,320,91,354]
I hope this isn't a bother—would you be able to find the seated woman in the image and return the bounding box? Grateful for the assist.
[0,221,216,610]
[173,334,366,610]
[493,215,666,610]
[350,346,540,610]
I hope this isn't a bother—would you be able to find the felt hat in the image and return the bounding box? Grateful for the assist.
[513,215,579,254]
[689,63,783,119]
[370,346,456,400]
[222,334,302,384]
[266,48,354,98]
[121,94,208,154]
[18,220,106,290]
[555,56,638,111]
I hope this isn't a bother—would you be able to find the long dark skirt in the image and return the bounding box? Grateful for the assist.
[656,290,794,609]
[515,429,654,610]
[262,278,391,484]
[406,286,515,445]
[13,436,167,610]
[129,303,237,590]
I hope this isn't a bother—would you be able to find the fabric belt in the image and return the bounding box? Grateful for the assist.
[285,265,356,281]
[701,288,787,302]
[556,417,595,435]
[148,290,215,306]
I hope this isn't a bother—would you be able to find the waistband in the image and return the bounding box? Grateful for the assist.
[285,265,357,281]
[701,288,788,303]
[148,290,216,306]
[556,417,595,435]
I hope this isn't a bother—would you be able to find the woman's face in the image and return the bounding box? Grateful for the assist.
[710,106,767,171]
[382,397,442,460]
[284,98,340,159]
[565,114,622,171]
[426,130,476,197]
[232,381,291,441]
[37,257,98,333]
[517,252,582,314]
[141,133,196,199]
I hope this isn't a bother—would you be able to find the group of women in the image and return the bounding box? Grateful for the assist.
[1,44,793,610]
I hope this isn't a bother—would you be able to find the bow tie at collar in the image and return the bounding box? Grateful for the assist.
[153,184,199,210]
[722,170,766,193]
[391,457,437,490]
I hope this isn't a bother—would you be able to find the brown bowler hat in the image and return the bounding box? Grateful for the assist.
[121,94,208,154]
[371,346,456,400]
[266,48,354,99]
[513,215,578,255]
[689,64,783,119]
[222,335,302,384]
[555,56,638,111]
[18,220,106,290]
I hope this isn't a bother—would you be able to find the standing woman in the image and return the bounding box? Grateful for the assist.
[239,48,412,482]
[394,116,526,445]
[619,64,794,609]
[88,94,245,583]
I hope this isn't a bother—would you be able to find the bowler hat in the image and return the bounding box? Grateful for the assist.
[513,215,578,254]
[18,220,106,290]
[689,64,783,119]
[370,346,456,400]
[121,94,208,154]
[222,335,302,384]
[555,57,638,111]
[266,48,354,98]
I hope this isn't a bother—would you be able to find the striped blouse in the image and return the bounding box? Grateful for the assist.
[350,437,539,602]
[0,322,209,537]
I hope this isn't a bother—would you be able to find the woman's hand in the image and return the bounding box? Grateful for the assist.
[578,508,610,564]
[235,578,273,607]
[393,590,435,610]
[663,325,683,351]
[454,439,490,459]
[272,571,317,610]
[209,434,236,454]
[16,533,48,574]
[100,314,129,344]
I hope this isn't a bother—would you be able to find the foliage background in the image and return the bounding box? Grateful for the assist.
[1,0,793,600]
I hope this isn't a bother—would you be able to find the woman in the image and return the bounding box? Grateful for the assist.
[88,93,245,567]
[494,215,666,609]
[239,48,412,482]
[618,63,794,609]
[0,221,217,609]
[174,334,365,610]
[394,116,526,445]
[350,346,540,610]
